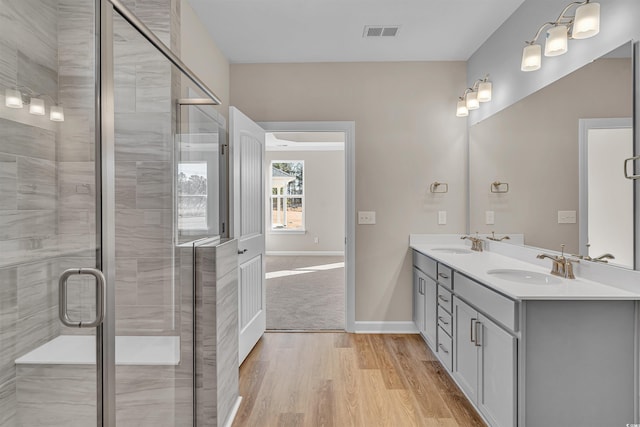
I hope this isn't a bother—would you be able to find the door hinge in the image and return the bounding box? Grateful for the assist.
[222,222,225,234]
[221,144,228,155]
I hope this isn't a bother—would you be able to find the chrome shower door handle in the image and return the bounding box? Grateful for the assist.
[59,268,106,328]
[624,155,640,180]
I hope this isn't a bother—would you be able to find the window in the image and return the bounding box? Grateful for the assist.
[178,162,208,231]
[270,161,304,231]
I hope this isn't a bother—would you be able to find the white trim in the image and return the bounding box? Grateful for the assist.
[268,229,307,235]
[354,321,419,334]
[266,250,344,256]
[260,121,356,332]
[222,396,243,427]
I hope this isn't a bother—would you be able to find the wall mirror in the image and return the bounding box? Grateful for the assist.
[468,41,635,269]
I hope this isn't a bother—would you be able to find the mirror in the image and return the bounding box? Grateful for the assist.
[469,42,634,268]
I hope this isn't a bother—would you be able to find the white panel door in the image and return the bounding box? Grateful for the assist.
[230,107,266,365]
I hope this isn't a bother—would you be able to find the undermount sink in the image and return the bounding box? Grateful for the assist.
[487,269,562,285]
[431,247,474,255]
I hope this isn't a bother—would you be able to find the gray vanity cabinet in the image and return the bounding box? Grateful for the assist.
[453,297,516,427]
[413,252,438,348]
[413,268,426,333]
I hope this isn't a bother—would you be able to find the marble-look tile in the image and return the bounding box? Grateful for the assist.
[137,257,174,305]
[8,0,58,72]
[136,161,172,209]
[16,50,57,102]
[215,270,239,424]
[0,154,17,210]
[114,112,172,162]
[57,0,95,79]
[115,377,192,427]
[133,0,172,45]
[57,106,94,162]
[115,161,137,209]
[0,118,56,161]
[0,378,16,426]
[59,209,94,237]
[17,259,56,321]
[15,306,58,357]
[58,161,95,211]
[0,266,17,387]
[116,305,174,334]
[16,156,56,210]
[16,375,96,427]
[0,38,17,106]
[115,209,173,259]
[0,210,56,241]
[114,64,137,114]
[135,63,171,113]
[116,258,138,306]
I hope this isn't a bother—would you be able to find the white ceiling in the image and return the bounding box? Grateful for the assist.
[188,0,526,63]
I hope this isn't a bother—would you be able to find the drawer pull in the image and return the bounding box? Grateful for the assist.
[438,295,449,303]
[438,344,450,354]
[470,318,477,343]
[475,321,482,347]
[438,272,449,279]
[438,316,449,325]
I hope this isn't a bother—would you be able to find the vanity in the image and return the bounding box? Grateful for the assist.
[410,235,640,427]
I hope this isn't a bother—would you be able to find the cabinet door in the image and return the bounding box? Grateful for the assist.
[413,268,425,333]
[453,297,479,404]
[477,313,517,427]
[424,275,438,348]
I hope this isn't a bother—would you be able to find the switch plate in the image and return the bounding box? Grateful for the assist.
[358,211,376,225]
[438,211,447,225]
[314,237,319,244]
[486,210,495,225]
[558,210,577,224]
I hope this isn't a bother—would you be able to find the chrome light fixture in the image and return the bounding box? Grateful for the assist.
[456,75,492,117]
[521,1,600,72]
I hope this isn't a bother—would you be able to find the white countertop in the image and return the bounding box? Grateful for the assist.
[411,243,640,301]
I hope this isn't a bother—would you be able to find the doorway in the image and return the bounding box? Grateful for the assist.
[260,122,356,332]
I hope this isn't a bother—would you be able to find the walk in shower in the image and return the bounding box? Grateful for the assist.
[0,1,228,425]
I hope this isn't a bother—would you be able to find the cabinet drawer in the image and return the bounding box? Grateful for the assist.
[437,285,453,313]
[454,272,519,332]
[437,326,453,371]
[437,264,453,290]
[413,251,436,279]
[437,305,452,336]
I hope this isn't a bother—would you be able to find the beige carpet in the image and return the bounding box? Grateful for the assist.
[266,256,345,330]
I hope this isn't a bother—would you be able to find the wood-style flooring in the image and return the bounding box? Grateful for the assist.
[232,332,486,427]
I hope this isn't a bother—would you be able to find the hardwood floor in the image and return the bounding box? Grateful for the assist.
[232,332,487,427]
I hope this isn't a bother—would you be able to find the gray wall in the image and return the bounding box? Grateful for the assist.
[467,0,640,124]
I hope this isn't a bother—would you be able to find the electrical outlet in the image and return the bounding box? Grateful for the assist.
[486,211,495,225]
[314,237,319,244]
[438,211,447,225]
[358,211,376,225]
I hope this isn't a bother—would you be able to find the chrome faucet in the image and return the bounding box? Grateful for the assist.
[487,231,511,242]
[461,232,484,252]
[537,244,579,279]
[573,244,615,263]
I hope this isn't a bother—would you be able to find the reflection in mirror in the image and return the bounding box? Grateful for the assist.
[469,42,634,268]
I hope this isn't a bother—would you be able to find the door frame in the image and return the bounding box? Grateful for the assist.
[259,121,356,332]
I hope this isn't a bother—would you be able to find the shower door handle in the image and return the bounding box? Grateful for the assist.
[59,268,106,328]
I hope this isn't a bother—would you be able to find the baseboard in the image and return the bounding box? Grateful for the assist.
[266,251,345,256]
[222,396,243,427]
[354,321,419,334]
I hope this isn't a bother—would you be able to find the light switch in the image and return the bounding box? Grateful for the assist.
[558,210,577,224]
[486,211,495,225]
[358,211,376,225]
[438,211,447,225]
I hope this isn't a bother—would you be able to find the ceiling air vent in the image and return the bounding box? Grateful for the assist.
[363,25,400,38]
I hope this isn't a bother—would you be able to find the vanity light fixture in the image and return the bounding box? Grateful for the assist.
[521,0,600,72]
[5,89,23,108]
[49,105,65,122]
[455,75,492,117]
[29,97,46,116]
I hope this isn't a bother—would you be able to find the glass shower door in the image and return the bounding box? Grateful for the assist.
[0,0,101,425]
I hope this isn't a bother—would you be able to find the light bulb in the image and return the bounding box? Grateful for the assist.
[521,44,542,72]
[5,89,23,108]
[465,91,479,110]
[572,2,600,39]
[456,99,468,117]
[50,105,64,122]
[545,25,568,57]
[477,81,492,103]
[29,98,45,115]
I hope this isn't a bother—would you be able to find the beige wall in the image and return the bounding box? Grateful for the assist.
[231,62,468,322]
[266,150,345,253]
[179,0,230,120]
[469,59,632,254]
